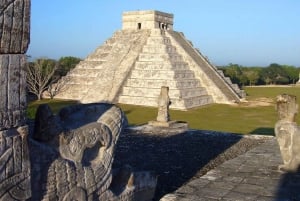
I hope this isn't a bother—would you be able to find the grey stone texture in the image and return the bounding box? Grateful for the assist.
[160,137,300,201]
[0,0,31,200]
[156,86,171,122]
[30,103,157,201]
[0,54,27,129]
[0,126,31,200]
[275,94,300,172]
[0,0,31,53]
[55,10,244,110]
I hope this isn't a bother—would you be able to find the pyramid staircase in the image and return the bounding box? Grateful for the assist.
[56,29,151,102]
[118,29,214,109]
[56,25,244,110]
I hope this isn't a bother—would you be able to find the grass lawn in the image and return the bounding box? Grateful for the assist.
[27,85,300,135]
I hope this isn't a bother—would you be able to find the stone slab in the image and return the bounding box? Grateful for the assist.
[0,0,31,53]
[0,54,27,129]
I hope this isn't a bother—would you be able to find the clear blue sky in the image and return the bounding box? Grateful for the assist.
[27,0,300,67]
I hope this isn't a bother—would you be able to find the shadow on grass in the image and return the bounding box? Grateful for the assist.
[112,129,246,200]
[250,127,275,136]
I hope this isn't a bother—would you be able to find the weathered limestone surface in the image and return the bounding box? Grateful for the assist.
[55,29,151,103]
[0,0,31,53]
[55,10,244,110]
[0,126,31,200]
[30,103,157,200]
[123,10,173,30]
[156,86,171,122]
[0,54,27,129]
[0,0,31,200]
[275,94,300,172]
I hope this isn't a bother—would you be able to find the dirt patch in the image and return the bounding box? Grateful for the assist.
[238,97,274,107]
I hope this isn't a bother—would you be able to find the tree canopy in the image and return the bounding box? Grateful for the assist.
[26,56,81,100]
[218,63,299,87]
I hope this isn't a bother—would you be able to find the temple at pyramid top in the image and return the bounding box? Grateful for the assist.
[122,10,173,30]
[55,10,245,110]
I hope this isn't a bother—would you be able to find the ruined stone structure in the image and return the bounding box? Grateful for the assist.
[148,86,188,131]
[156,86,171,122]
[275,94,300,172]
[55,10,244,110]
[1,3,156,200]
[31,103,156,200]
[0,0,31,200]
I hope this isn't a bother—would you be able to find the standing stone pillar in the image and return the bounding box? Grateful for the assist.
[275,94,300,172]
[0,0,31,200]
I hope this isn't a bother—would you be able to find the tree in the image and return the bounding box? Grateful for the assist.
[57,56,81,76]
[26,58,58,100]
[282,65,299,84]
[261,63,289,85]
[243,69,259,86]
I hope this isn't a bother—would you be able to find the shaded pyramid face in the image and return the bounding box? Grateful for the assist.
[55,10,244,110]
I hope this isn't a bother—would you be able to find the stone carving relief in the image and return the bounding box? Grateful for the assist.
[275,94,300,172]
[0,0,157,199]
[30,103,156,200]
[0,0,31,200]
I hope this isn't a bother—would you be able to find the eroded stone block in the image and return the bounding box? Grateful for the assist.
[0,54,27,130]
[275,94,300,172]
[0,0,31,53]
[0,126,31,200]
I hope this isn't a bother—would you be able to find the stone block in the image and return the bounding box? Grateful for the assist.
[0,126,31,200]
[0,54,27,129]
[0,0,30,53]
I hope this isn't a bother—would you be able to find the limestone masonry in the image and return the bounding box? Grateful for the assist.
[55,10,245,110]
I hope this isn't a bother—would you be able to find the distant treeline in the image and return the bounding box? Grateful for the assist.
[217,63,300,86]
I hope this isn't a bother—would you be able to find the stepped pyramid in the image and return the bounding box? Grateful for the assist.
[55,10,245,110]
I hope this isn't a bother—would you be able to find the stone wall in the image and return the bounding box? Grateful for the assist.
[0,0,31,200]
[122,10,173,30]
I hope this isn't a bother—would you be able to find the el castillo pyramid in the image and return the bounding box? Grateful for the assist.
[55,10,245,110]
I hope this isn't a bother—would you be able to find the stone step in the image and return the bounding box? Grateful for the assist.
[142,45,177,54]
[147,37,171,45]
[135,61,189,70]
[225,77,232,84]
[118,94,213,110]
[75,61,106,68]
[121,87,209,99]
[63,76,98,85]
[130,69,195,79]
[67,68,102,77]
[86,46,113,60]
[167,31,242,101]
[182,95,214,108]
[217,70,225,77]
[138,53,183,62]
[150,29,165,36]
[125,78,201,89]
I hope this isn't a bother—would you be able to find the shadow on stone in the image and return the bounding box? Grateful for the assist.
[275,169,300,201]
[29,103,156,200]
[113,129,252,200]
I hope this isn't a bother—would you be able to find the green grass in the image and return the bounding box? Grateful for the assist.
[119,103,277,135]
[27,99,79,119]
[245,86,300,101]
[26,86,300,135]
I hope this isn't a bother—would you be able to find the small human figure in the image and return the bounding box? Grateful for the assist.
[156,86,171,122]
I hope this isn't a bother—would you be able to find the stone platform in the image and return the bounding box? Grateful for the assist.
[160,137,300,201]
